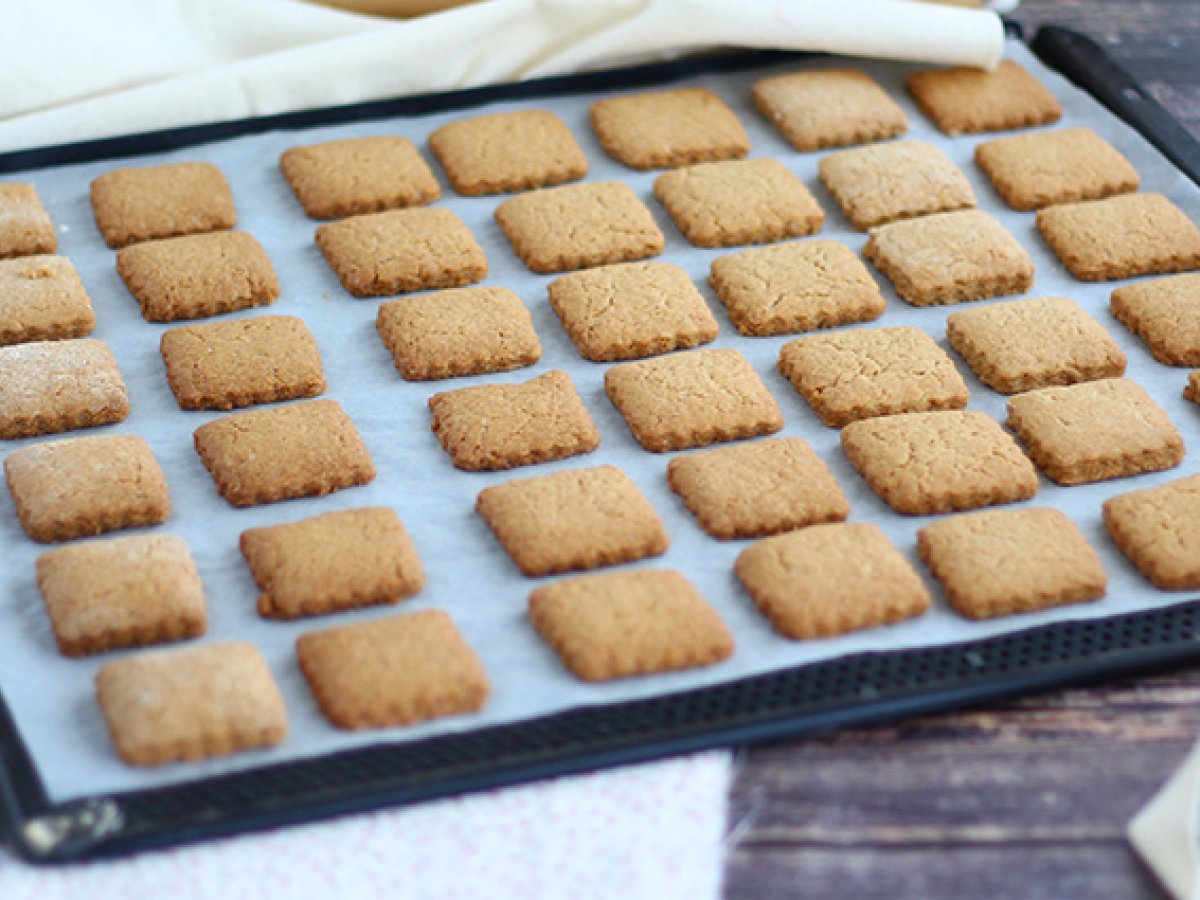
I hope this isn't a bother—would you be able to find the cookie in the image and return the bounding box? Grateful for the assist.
[751,68,907,152]
[818,140,976,230]
[280,135,440,219]
[4,435,171,543]
[1036,193,1200,281]
[841,410,1039,515]
[116,231,280,323]
[652,158,824,247]
[778,325,969,428]
[735,523,930,640]
[863,209,1035,306]
[0,338,129,439]
[548,261,718,362]
[315,207,487,297]
[917,507,1107,619]
[494,181,664,274]
[708,240,885,336]
[160,315,326,410]
[36,534,206,657]
[528,569,733,681]
[605,348,783,452]
[193,399,376,507]
[428,109,588,196]
[241,507,424,620]
[0,255,95,346]
[0,182,56,258]
[428,370,599,471]
[297,609,488,730]
[589,87,750,170]
[1103,474,1200,589]
[1112,274,1200,366]
[90,161,236,248]
[376,286,541,381]
[476,465,668,576]
[906,60,1063,136]
[946,296,1127,394]
[1187,371,1200,405]
[95,642,287,766]
[975,127,1140,211]
[1006,378,1184,485]
[666,437,849,539]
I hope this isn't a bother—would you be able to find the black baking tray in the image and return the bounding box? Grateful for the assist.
[3,25,1200,864]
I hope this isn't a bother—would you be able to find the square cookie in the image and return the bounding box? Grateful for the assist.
[906,60,1063,136]
[428,370,599,471]
[0,182,56,258]
[1104,474,1200,589]
[1112,274,1200,366]
[529,569,733,682]
[864,209,1035,306]
[1036,193,1200,281]
[4,435,171,543]
[316,207,487,297]
[429,109,588,196]
[947,296,1127,394]
[241,507,424,620]
[818,140,976,230]
[494,181,664,274]
[297,610,488,730]
[666,437,849,539]
[280,135,440,219]
[548,261,718,362]
[1189,371,1200,405]
[653,158,824,247]
[116,231,280,323]
[95,642,287,766]
[841,410,1039,515]
[376,286,541,380]
[709,240,885,336]
[193,399,376,507]
[605,348,783,452]
[778,326,969,428]
[918,507,1106,619]
[589,87,750,170]
[735,523,930,640]
[0,255,95,346]
[1006,378,1185,485]
[975,127,1140,211]
[161,315,326,410]
[476,465,668,576]
[90,161,236,248]
[36,534,206,657]
[0,338,129,439]
[751,68,907,152]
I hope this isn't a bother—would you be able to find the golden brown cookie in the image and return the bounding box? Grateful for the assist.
[0,255,95,346]
[1103,474,1200,590]
[90,161,236,248]
[1112,274,1200,366]
[0,182,56,258]
[752,68,907,152]
[1187,371,1200,405]
[0,338,129,439]
[906,60,1063,136]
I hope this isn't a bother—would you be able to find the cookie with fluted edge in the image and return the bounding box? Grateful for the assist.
[0,338,129,439]
[95,642,287,766]
[297,610,488,730]
[90,161,236,248]
[590,87,749,170]
[476,465,668,577]
[735,523,930,640]
[906,60,1062,136]
[529,569,733,682]
[918,507,1106,620]
[0,255,95,346]
[1112,274,1200,366]
[752,69,906,152]
[0,182,56,258]
[1104,474,1200,590]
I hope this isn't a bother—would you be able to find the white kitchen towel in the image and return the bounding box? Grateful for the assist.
[1130,739,1200,900]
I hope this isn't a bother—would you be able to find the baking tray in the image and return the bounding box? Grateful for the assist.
[3,25,1200,863]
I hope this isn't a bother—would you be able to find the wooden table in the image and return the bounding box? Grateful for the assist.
[725,3,1200,897]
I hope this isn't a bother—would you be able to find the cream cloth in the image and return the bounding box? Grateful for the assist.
[1130,739,1200,900]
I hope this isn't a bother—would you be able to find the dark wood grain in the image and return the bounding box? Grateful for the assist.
[724,4,1200,897]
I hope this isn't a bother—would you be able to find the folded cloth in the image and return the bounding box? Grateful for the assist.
[0,0,1002,153]
[1130,739,1200,900]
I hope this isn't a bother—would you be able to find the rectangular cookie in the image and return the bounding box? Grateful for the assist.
[0,338,129,439]
[160,315,326,410]
[1103,474,1200,590]
[0,255,95,346]
[116,231,280,323]
[752,69,907,152]
[4,434,171,543]
[193,399,376,507]
[1112,274,1200,366]
[90,161,236,248]
[241,507,424,620]
[906,60,1063,136]
[0,182,56,258]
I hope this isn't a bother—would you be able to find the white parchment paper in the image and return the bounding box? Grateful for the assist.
[2,40,1199,804]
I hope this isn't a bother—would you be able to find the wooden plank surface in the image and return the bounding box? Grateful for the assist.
[724,3,1200,897]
